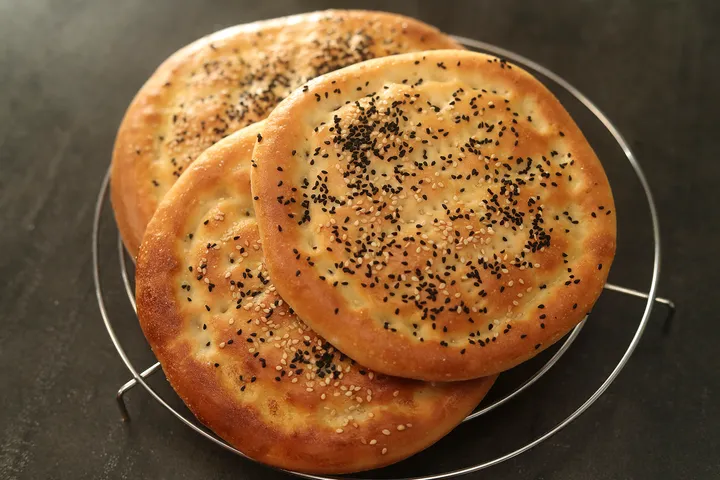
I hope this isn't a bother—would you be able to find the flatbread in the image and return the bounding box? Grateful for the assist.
[135,122,495,474]
[110,10,463,257]
[251,50,616,381]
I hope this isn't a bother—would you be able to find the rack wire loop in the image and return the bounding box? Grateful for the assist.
[95,36,672,479]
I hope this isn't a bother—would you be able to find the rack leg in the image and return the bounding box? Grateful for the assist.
[116,362,162,422]
[604,283,676,332]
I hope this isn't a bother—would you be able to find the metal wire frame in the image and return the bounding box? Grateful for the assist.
[94,37,675,480]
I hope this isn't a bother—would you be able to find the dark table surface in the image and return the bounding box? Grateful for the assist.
[1,0,718,479]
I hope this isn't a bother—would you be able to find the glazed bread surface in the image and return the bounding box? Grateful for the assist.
[251,50,616,381]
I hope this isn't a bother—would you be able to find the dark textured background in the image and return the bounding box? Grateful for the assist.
[1,1,718,479]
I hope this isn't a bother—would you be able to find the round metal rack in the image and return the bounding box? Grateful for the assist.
[94,36,675,479]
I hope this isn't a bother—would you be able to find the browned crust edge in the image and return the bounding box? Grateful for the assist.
[251,50,616,381]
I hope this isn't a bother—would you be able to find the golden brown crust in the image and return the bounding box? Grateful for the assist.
[110,10,463,258]
[135,123,495,474]
[251,50,616,381]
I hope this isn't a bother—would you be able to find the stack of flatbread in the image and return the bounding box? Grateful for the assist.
[110,10,616,474]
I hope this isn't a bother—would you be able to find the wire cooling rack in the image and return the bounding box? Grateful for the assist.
[94,37,676,479]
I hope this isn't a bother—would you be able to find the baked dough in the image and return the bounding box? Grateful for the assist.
[135,122,495,474]
[251,50,616,381]
[110,10,463,257]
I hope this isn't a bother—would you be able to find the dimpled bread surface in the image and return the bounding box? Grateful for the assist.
[251,50,616,382]
[135,122,496,474]
[110,10,463,257]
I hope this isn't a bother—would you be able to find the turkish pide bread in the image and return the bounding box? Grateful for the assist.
[111,10,463,258]
[135,122,496,474]
[251,50,616,381]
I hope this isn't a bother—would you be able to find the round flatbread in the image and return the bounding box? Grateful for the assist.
[135,123,495,474]
[110,10,463,257]
[251,50,616,381]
